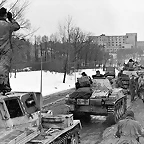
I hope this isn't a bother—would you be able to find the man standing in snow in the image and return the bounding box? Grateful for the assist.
[0,7,20,93]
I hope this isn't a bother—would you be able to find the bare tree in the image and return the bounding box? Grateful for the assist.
[58,15,74,83]
[41,35,49,61]
[70,28,92,68]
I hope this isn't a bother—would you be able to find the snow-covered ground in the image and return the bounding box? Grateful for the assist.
[10,68,119,96]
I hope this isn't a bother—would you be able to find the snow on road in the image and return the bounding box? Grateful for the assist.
[10,68,119,96]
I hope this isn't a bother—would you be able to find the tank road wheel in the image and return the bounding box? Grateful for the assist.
[114,107,119,123]
[67,130,81,144]
[50,127,81,144]
[113,98,127,123]
[123,97,127,113]
[71,131,81,144]
[106,98,127,125]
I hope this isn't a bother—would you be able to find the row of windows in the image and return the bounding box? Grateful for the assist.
[108,41,125,44]
[98,39,125,43]
[98,42,124,46]
[97,36,125,40]
[106,49,118,52]
[106,47,127,52]
[108,44,127,46]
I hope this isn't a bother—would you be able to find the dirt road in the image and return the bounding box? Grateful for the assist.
[42,89,133,144]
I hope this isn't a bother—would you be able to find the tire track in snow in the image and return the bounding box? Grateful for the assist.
[42,88,74,110]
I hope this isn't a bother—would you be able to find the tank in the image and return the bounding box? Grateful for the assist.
[122,60,144,76]
[0,91,82,144]
[65,77,127,123]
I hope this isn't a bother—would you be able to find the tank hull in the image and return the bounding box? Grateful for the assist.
[66,95,127,123]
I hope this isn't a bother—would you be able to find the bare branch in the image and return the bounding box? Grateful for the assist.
[8,0,30,30]
[8,0,19,12]
[0,0,7,7]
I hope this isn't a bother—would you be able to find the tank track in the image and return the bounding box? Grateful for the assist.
[50,125,80,144]
[107,97,127,123]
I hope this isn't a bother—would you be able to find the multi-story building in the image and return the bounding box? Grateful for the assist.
[90,33,137,53]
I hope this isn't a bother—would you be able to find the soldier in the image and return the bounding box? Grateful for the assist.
[81,72,92,84]
[115,110,144,143]
[128,59,135,70]
[138,74,144,88]
[75,72,92,89]
[92,70,104,79]
[129,75,136,102]
[0,7,20,93]
[81,72,87,77]
[137,74,144,101]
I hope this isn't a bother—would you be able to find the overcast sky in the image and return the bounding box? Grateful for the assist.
[25,0,144,40]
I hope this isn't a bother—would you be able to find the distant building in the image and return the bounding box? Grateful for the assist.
[137,41,144,49]
[90,33,137,53]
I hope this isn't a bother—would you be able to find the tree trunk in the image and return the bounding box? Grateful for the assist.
[85,53,88,67]
[63,62,67,83]
[63,55,68,83]
[63,71,67,83]
[14,69,16,78]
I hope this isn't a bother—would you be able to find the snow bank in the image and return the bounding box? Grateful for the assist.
[10,69,104,96]
[10,68,119,96]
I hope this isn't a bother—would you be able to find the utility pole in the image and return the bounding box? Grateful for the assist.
[38,43,43,132]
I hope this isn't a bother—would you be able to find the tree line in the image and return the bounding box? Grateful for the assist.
[1,1,110,82]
